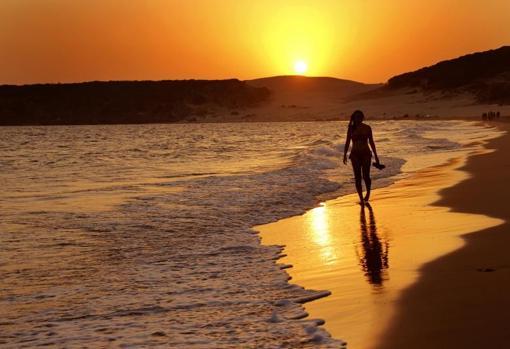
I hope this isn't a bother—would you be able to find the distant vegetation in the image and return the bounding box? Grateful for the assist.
[387,46,510,104]
[0,79,270,125]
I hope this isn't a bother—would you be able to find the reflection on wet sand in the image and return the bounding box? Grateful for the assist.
[309,204,338,265]
[357,204,389,287]
[257,156,503,349]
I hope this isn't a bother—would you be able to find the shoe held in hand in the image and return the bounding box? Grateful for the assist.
[373,162,385,170]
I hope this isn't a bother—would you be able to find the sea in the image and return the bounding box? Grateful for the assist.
[0,120,501,348]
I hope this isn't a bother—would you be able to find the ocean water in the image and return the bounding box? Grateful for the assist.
[0,121,501,348]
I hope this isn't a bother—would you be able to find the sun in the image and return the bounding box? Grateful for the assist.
[294,60,308,75]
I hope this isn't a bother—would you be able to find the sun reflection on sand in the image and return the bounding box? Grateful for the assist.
[307,204,338,264]
[257,154,503,349]
[308,205,329,246]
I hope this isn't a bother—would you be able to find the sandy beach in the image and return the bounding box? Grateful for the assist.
[257,123,509,348]
[376,123,510,349]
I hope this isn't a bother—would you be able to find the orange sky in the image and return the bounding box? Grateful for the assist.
[1,0,509,84]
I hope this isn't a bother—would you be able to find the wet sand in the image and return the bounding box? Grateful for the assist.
[256,125,508,349]
[376,123,510,349]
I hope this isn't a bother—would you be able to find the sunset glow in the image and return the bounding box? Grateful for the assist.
[3,1,510,348]
[0,1,509,84]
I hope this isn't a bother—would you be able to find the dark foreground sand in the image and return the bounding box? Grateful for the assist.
[377,124,510,349]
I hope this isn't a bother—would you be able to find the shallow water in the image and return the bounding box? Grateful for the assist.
[0,121,501,348]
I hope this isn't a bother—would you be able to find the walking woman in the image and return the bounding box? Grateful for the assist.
[343,110,381,204]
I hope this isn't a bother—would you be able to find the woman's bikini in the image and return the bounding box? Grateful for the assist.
[349,124,372,163]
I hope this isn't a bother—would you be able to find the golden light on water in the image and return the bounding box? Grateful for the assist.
[309,205,329,245]
[308,203,338,264]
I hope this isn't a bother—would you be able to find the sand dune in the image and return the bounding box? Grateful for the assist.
[1,47,509,125]
[240,81,510,122]
[236,47,510,122]
[248,75,381,105]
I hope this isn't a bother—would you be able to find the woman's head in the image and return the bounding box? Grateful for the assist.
[349,110,365,130]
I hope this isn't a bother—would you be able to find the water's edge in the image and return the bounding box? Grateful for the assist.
[253,127,503,347]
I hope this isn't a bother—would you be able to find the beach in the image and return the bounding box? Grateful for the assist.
[0,120,504,348]
[377,122,510,349]
[257,122,509,348]
[2,2,510,347]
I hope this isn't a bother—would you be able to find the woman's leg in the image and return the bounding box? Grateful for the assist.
[351,158,364,203]
[361,157,372,201]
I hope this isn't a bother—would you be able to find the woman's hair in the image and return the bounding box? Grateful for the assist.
[348,110,365,132]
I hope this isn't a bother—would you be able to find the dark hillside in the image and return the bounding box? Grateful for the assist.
[0,79,270,125]
[387,46,510,104]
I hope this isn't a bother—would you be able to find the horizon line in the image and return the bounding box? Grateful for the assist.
[0,75,385,87]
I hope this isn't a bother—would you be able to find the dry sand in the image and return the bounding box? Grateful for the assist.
[212,91,510,122]
[256,123,509,348]
[219,76,510,122]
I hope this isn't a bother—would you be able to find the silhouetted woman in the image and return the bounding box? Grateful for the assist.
[343,110,380,203]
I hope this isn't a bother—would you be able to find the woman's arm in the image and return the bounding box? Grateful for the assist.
[343,128,351,164]
[368,127,380,164]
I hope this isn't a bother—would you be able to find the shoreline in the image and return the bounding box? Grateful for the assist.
[375,122,510,349]
[256,124,507,348]
[0,117,508,127]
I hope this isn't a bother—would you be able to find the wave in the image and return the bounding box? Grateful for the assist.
[2,120,501,348]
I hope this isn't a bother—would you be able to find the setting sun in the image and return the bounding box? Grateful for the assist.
[2,1,510,349]
[294,60,308,75]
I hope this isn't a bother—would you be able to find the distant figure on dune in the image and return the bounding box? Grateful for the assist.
[343,110,382,204]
